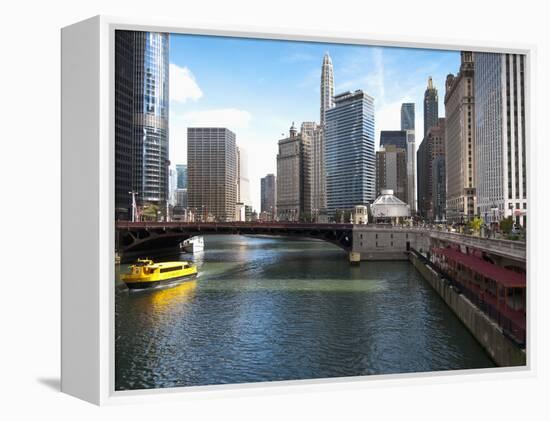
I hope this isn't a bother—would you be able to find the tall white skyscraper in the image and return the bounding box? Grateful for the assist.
[406,130,417,213]
[320,52,335,126]
[401,103,417,213]
[474,52,527,226]
[312,52,335,216]
[168,167,178,207]
[236,146,251,207]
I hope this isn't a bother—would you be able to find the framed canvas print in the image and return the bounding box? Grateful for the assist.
[61,15,533,405]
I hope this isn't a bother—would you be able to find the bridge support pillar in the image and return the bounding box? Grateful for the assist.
[349,252,361,265]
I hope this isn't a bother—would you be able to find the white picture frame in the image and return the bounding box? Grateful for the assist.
[61,15,536,405]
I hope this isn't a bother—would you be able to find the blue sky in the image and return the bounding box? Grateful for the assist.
[169,33,460,211]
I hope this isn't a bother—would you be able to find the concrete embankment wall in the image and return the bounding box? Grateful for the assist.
[409,252,526,368]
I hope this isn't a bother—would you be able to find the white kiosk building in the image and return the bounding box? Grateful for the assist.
[371,189,411,224]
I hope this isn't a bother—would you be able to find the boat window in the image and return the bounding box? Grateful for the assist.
[160,266,183,273]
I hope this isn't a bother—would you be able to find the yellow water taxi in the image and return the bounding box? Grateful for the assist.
[121,258,197,290]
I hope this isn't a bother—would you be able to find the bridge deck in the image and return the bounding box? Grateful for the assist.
[115,222,526,263]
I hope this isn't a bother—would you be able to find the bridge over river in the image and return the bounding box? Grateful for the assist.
[116,221,525,268]
[116,221,353,254]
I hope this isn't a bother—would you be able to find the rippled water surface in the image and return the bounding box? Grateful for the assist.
[115,235,494,390]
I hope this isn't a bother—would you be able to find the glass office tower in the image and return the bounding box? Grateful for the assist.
[114,31,136,218]
[380,130,407,149]
[133,32,170,206]
[401,103,415,131]
[325,90,376,216]
[115,31,169,218]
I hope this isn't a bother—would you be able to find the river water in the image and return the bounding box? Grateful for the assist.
[115,235,494,390]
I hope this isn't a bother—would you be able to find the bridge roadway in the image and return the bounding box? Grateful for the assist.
[116,221,354,254]
[115,222,526,264]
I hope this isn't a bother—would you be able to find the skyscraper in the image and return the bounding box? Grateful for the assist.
[445,52,476,223]
[236,146,251,207]
[474,52,527,227]
[260,174,277,220]
[325,90,376,216]
[176,164,187,189]
[114,31,169,219]
[311,53,335,217]
[380,130,407,150]
[376,145,407,203]
[424,77,439,137]
[132,32,170,208]
[311,125,325,215]
[401,103,415,131]
[406,130,417,213]
[320,53,335,126]
[276,123,312,221]
[174,164,188,213]
[417,118,446,219]
[400,102,417,213]
[115,30,136,219]
[187,128,237,222]
[300,121,315,216]
[168,167,178,207]
[432,156,446,222]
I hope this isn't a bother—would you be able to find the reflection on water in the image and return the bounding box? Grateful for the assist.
[115,235,494,390]
[139,280,197,311]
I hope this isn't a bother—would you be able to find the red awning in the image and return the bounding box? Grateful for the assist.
[432,247,526,288]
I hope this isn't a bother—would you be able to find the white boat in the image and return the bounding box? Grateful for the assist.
[181,236,204,253]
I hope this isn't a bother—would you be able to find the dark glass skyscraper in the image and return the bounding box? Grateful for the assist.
[176,164,187,189]
[417,118,446,219]
[325,90,375,216]
[260,174,277,218]
[432,155,446,222]
[401,103,415,131]
[380,130,407,150]
[423,77,439,137]
[115,31,136,218]
[114,31,169,218]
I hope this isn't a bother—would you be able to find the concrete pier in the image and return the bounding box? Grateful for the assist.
[349,252,361,265]
[409,251,526,367]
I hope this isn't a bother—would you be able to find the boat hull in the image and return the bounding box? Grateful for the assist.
[181,236,204,253]
[124,272,197,290]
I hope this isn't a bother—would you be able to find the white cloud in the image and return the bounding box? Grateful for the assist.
[169,64,203,103]
[337,48,386,101]
[181,108,252,130]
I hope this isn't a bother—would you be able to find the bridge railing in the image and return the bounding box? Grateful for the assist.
[116,221,354,230]
[429,231,526,260]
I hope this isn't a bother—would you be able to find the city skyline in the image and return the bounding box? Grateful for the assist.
[168,34,459,211]
[108,28,528,392]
